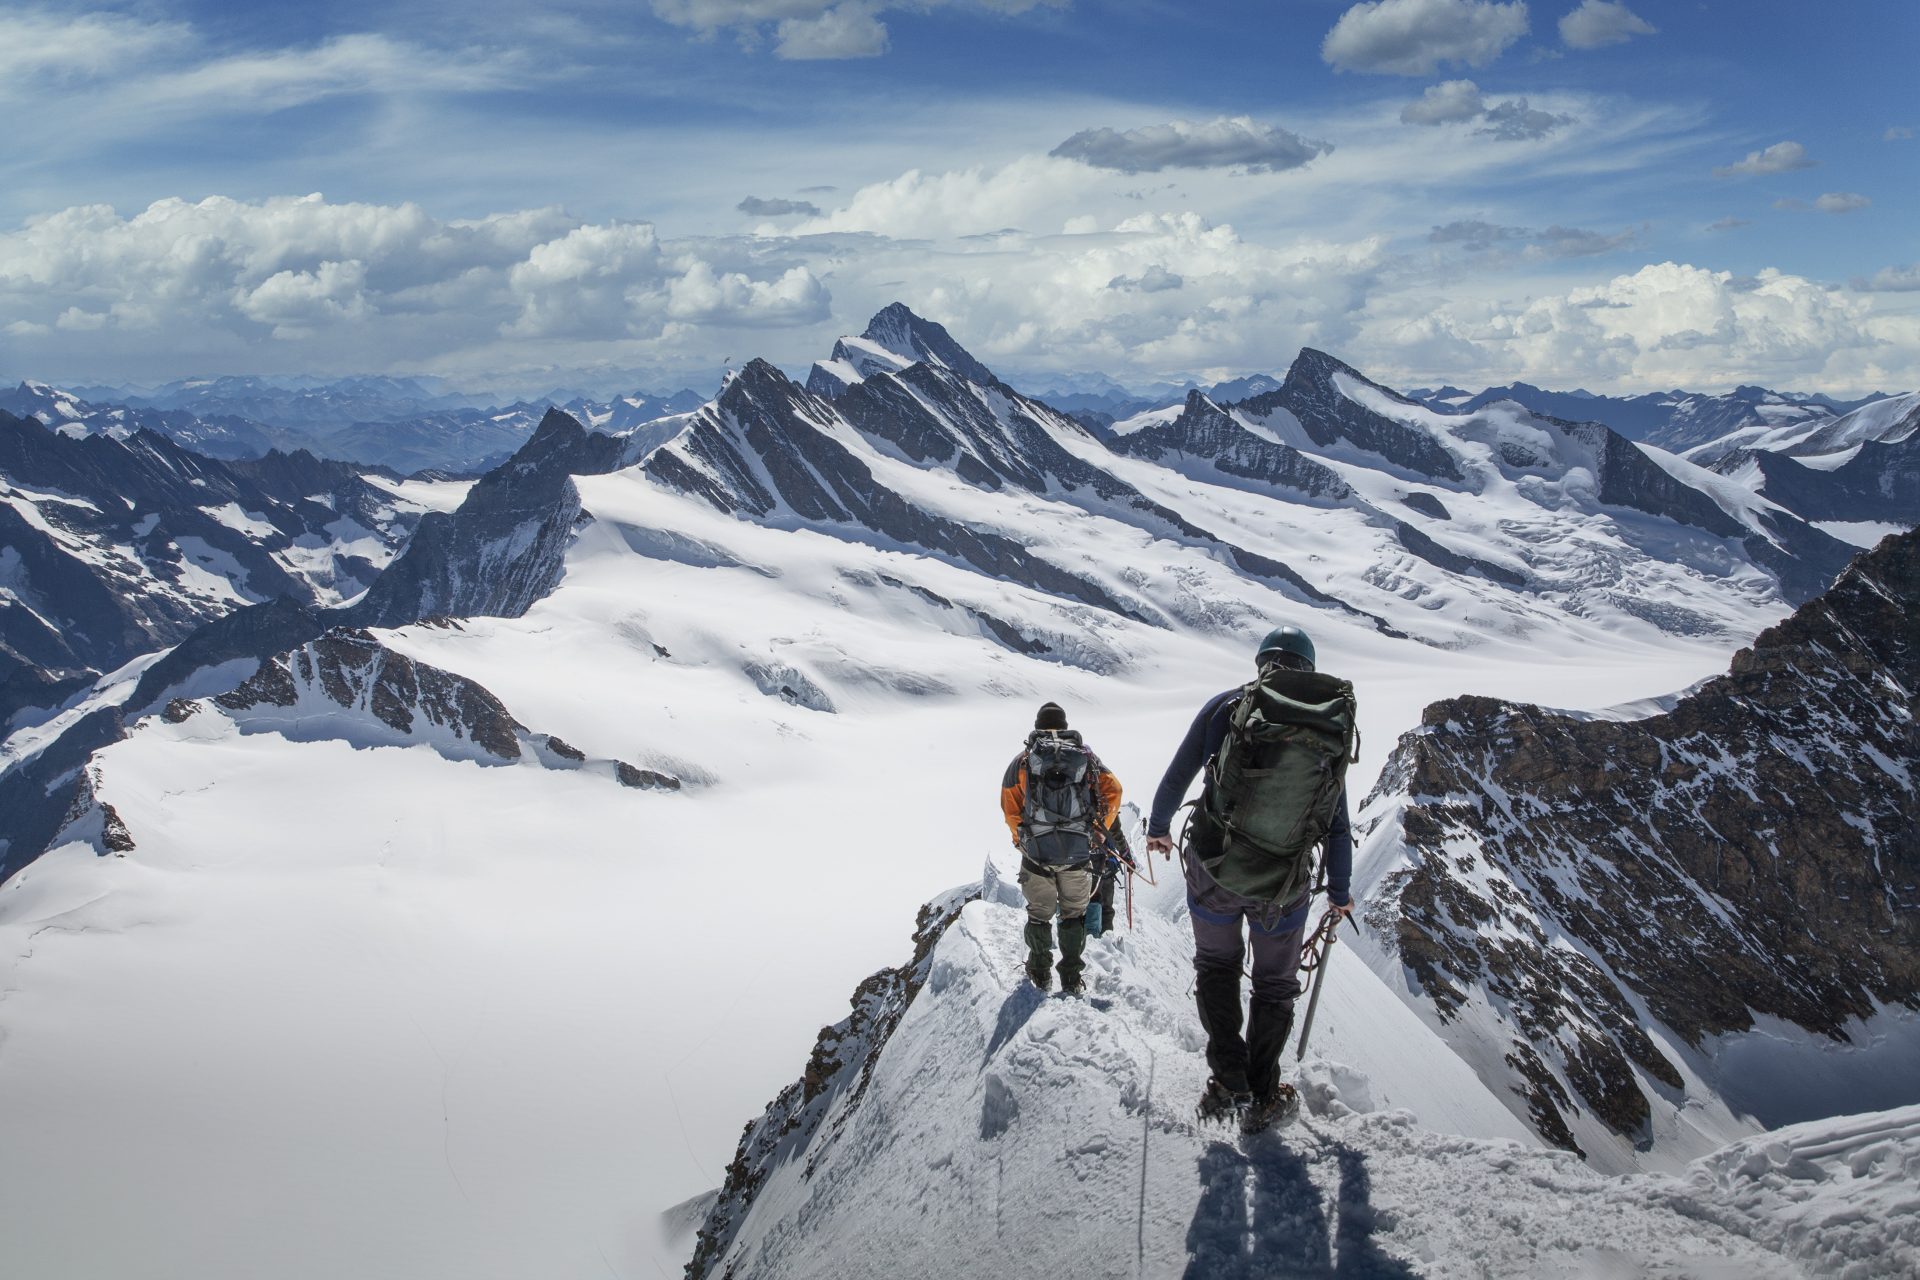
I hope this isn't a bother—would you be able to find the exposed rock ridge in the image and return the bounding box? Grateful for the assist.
[1363,528,1919,1154]
[346,408,621,629]
[1241,349,1465,482]
[687,885,977,1279]
[1109,390,1353,502]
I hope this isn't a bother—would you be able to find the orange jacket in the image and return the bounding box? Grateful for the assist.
[1001,740,1123,849]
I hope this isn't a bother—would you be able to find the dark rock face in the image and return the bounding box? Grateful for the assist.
[347,409,621,629]
[1364,529,1920,1152]
[0,410,420,724]
[1109,391,1353,502]
[1427,382,1867,453]
[645,362,1150,622]
[687,887,977,1280]
[1738,437,1920,526]
[217,628,525,759]
[1240,349,1464,483]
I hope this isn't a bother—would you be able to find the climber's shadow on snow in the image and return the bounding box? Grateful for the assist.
[1183,1138,1416,1279]
[984,984,1045,1062]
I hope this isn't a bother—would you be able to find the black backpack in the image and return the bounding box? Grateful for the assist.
[1193,666,1358,903]
[1020,731,1098,867]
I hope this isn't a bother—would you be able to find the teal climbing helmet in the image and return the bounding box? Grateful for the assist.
[1255,624,1315,670]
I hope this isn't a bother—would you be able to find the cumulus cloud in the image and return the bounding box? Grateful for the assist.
[0,194,831,377]
[1381,262,1888,389]
[1713,140,1815,178]
[1814,192,1871,214]
[1322,0,1529,76]
[1400,79,1487,124]
[1851,265,1920,292]
[739,196,824,217]
[1558,1,1654,49]
[1400,80,1572,138]
[1050,117,1333,174]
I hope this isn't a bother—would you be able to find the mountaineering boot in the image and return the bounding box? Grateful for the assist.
[1055,915,1088,994]
[1240,1082,1300,1135]
[1024,920,1054,990]
[1196,1077,1253,1125]
[1245,1000,1296,1102]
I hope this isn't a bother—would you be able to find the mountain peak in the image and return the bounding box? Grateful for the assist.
[858,303,998,388]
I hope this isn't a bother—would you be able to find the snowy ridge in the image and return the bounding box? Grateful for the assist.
[689,845,1917,1278]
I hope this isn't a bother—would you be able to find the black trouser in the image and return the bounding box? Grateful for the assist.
[1185,854,1306,1098]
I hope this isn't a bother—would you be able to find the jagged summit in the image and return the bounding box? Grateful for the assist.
[806,303,998,398]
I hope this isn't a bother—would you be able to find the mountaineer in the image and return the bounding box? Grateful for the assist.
[1144,626,1358,1133]
[1001,702,1124,994]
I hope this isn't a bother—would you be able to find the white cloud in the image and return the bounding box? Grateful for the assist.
[1050,117,1333,174]
[1400,80,1486,124]
[1373,262,1897,390]
[791,155,1096,239]
[1107,265,1184,293]
[0,9,192,81]
[1558,1,1655,49]
[1850,265,1920,292]
[1712,140,1815,178]
[774,4,889,58]
[1322,0,1530,76]
[0,195,832,376]
[666,262,830,324]
[1888,126,1915,141]
[1813,192,1870,214]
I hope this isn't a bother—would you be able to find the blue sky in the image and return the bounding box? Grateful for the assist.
[2,0,1916,396]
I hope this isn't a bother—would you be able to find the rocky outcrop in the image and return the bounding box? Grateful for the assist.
[0,410,422,724]
[1110,391,1353,502]
[1741,438,1920,526]
[687,886,976,1279]
[1241,349,1464,483]
[1362,529,1919,1153]
[346,409,621,629]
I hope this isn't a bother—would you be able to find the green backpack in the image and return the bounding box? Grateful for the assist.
[1193,666,1358,904]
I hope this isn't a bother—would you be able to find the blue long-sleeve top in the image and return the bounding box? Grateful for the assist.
[1148,687,1353,906]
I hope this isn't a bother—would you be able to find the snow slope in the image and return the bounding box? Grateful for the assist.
[691,859,1920,1279]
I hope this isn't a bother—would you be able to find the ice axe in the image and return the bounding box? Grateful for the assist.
[1294,906,1357,1060]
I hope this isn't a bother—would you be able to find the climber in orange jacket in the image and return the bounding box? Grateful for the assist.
[1000,701,1123,994]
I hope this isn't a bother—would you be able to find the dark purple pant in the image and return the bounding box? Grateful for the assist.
[1185,855,1307,1098]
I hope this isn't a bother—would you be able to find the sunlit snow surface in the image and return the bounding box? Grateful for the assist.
[0,380,1889,1278]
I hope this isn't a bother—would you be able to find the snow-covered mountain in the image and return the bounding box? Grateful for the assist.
[0,409,441,728]
[3,305,1912,1278]
[1414,381,1890,453]
[1352,526,1918,1167]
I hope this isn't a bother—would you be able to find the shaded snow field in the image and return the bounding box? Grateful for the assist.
[694,857,1920,1279]
[0,409,1897,1278]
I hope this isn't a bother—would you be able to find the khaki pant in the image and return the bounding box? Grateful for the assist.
[1019,864,1093,924]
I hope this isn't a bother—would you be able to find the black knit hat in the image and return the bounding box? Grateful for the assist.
[1034,701,1069,731]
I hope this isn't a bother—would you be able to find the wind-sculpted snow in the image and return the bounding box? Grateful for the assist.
[688,847,1901,1278]
[1356,528,1919,1165]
